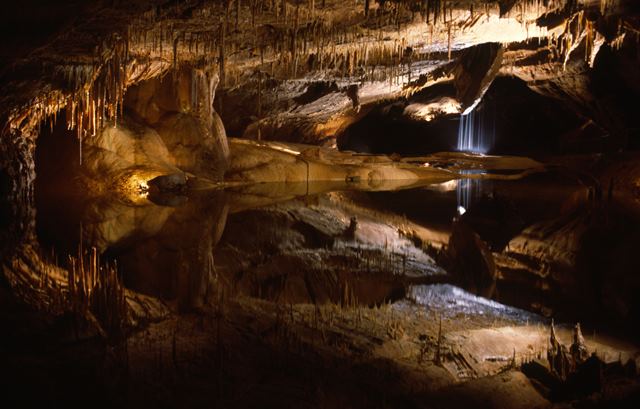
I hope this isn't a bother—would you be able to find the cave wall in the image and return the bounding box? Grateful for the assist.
[0,130,36,256]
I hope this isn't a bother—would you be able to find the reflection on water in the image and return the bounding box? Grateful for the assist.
[456,170,489,213]
[456,101,496,212]
[32,171,640,333]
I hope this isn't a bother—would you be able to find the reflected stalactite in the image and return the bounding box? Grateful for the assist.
[456,172,483,214]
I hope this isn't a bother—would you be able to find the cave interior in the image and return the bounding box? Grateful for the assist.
[2,1,640,408]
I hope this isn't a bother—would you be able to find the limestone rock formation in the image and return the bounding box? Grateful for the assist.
[453,42,504,113]
[124,66,229,180]
[1,2,640,407]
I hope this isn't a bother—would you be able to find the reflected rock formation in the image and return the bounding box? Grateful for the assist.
[77,191,229,312]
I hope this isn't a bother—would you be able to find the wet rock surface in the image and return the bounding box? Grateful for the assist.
[147,172,187,193]
[124,66,229,180]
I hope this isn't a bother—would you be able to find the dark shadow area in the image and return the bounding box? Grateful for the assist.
[34,112,84,257]
[337,77,593,157]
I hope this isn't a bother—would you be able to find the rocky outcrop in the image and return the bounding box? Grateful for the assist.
[80,117,179,196]
[453,42,504,113]
[124,66,229,180]
[225,138,458,188]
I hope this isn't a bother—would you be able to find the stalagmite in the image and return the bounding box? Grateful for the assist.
[570,323,589,365]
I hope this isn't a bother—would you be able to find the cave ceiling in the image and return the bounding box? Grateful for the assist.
[1,0,638,143]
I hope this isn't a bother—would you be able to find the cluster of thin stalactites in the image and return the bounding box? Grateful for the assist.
[5,1,628,166]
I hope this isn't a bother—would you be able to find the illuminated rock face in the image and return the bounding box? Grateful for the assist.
[74,66,229,199]
[124,66,229,181]
[0,0,637,196]
[454,42,504,115]
[79,117,178,195]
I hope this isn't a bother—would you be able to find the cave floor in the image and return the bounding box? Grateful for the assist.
[3,280,637,409]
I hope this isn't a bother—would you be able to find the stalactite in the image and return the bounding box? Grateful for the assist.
[292,4,300,78]
[251,0,256,28]
[219,24,226,88]
[585,19,593,63]
[173,37,179,70]
[225,0,232,35]
[257,70,262,120]
[447,22,452,61]
[12,0,629,174]
[611,32,626,50]
[236,0,241,31]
